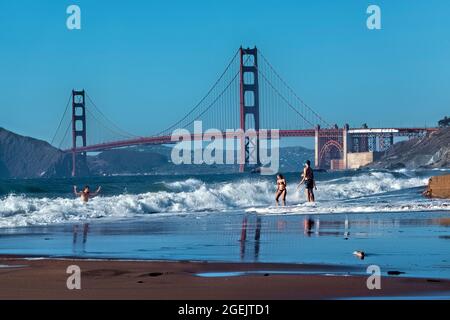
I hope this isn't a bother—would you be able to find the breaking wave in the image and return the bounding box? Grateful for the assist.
[0,171,448,227]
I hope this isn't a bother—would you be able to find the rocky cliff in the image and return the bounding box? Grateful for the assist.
[366,128,450,169]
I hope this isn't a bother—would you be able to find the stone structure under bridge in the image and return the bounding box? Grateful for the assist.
[314,125,435,170]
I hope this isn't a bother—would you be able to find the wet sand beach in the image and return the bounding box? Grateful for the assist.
[1,211,449,279]
[1,256,449,300]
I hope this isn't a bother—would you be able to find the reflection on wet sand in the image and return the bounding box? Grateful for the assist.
[240,215,353,261]
[72,223,89,253]
[303,216,352,238]
[236,212,449,263]
[303,218,314,236]
[0,211,449,279]
[344,217,350,240]
[435,218,450,226]
[240,216,262,261]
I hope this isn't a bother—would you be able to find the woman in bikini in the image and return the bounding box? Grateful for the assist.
[275,174,287,206]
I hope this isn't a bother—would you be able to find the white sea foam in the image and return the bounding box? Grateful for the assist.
[0,172,447,227]
[245,201,449,215]
[313,171,427,200]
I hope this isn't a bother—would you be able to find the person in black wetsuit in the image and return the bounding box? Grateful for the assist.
[298,160,316,202]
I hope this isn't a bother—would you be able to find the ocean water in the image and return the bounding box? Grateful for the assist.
[0,169,449,278]
[0,169,448,227]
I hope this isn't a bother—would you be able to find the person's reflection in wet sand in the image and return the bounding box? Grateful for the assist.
[302,217,353,238]
[254,217,261,261]
[344,217,350,240]
[240,217,248,260]
[72,224,78,245]
[277,220,287,231]
[314,218,320,236]
[83,223,89,244]
[303,218,314,236]
[72,223,89,254]
[239,216,262,262]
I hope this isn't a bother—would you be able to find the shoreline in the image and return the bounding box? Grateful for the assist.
[1,210,450,281]
[1,256,449,300]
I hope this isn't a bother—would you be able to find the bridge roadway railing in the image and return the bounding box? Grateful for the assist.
[65,127,437,154]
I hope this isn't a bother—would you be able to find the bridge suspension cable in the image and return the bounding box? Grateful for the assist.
[85,93,138,139]
[57,114,73,150]
[51,93,72,147]
[258,50,331,128]
[179,65,242,132]
[257,67,315,128]
[154,48,241,137]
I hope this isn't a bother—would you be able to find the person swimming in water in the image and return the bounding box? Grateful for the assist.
[73,185,101,203]
[275,174,287,206]
[298,160,316,202]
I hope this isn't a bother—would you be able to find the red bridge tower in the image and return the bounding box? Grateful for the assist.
[239,47,261,172]
[71,90,87,177]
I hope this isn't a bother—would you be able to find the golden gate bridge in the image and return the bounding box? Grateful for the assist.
[51,47,436,176]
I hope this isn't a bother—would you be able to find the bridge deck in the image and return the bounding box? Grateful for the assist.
[65,128,437,153]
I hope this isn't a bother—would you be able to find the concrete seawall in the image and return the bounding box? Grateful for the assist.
[424,174,450,199]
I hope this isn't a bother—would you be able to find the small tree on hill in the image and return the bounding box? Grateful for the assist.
[438,116,449,127]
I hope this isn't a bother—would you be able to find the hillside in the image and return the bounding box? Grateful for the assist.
[366,128,450,169]
[88,148,169,175]
[89,145,314,175]
[0,128,73,178]
[0,127,314,178]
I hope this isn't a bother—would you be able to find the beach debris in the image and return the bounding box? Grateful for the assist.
[353,251,365,260]
[387,270,405,275]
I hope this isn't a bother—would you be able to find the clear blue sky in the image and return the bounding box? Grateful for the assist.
[0,0,449,146]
